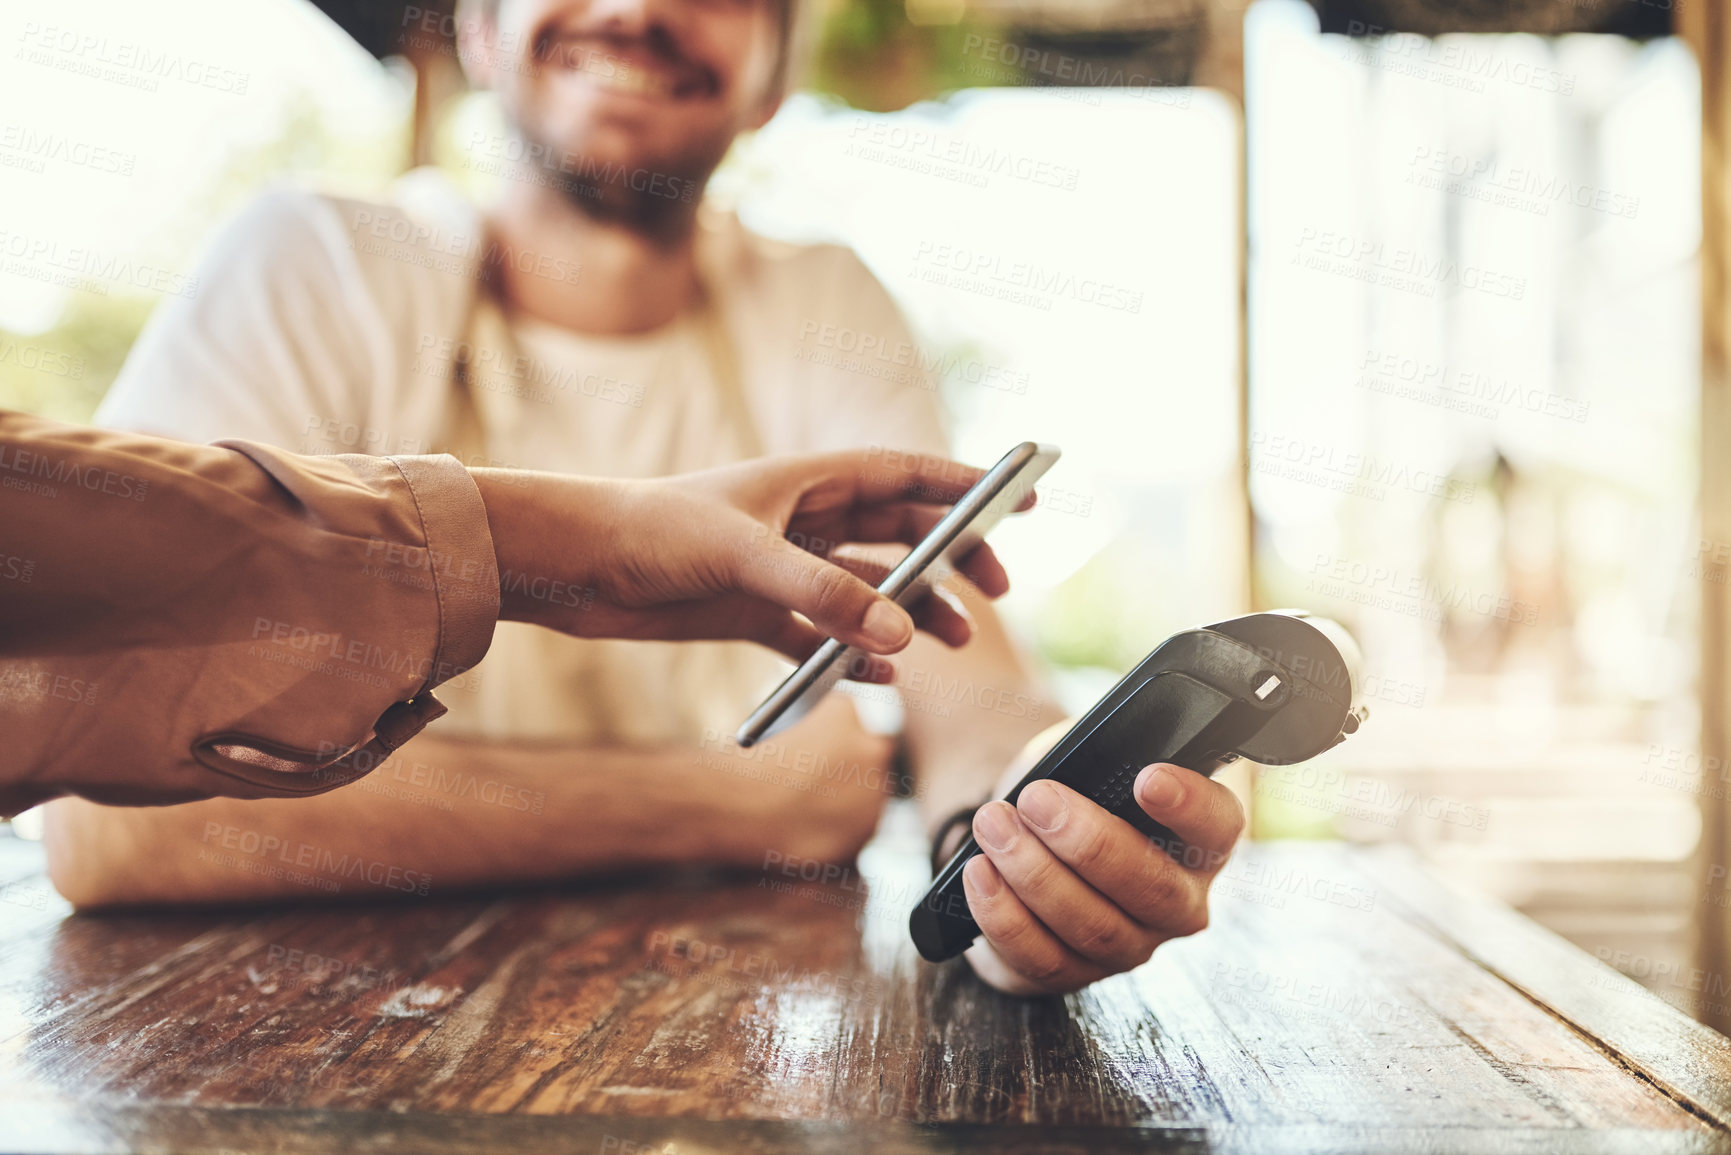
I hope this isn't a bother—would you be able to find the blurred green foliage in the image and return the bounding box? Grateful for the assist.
[1035,535,1196,672]
[0,295,153,425]
[1249,758,1347,841]
[811,0,1011,110]
[0,93,403,427]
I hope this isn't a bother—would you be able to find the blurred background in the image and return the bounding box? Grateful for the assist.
[0,0,1717,1022]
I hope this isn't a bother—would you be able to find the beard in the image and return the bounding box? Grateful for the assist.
[514,123,728,247]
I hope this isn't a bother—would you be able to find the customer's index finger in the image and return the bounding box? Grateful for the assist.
[853,448,1038,512]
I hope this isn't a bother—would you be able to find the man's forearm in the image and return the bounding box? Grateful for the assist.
[898,580,1057,833]
[44,697,895,908]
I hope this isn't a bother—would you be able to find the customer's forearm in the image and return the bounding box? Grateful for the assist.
[0,411,498,816]
[5,431,1000,816]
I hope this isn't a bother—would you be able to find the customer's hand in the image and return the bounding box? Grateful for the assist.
[954,727,1245,995]
[472,449,1019,676]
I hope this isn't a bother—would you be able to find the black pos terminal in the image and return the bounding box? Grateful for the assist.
[910,610,1369,963]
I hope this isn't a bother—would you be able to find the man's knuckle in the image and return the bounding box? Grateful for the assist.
[982,905,1064,983]
[810,566,857,613]
[1210,785,1247,840]
[1132,860,1184,916]
[1020,949,1070,987]
[1066,817,1113,874]
[968,880,1008,924]
[1017,853,1064,896]
[1178,899,1210,938]
[1073,917,1130,963]
[978,903,1029,947]
[1113,935,1159,973]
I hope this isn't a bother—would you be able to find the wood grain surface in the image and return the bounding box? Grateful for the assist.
[3,807,1730,1153]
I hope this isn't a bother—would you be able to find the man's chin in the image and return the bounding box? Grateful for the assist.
[554,125,721,172]
[539,151,709,242]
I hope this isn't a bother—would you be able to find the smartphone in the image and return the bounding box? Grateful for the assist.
[734,441,1060,748]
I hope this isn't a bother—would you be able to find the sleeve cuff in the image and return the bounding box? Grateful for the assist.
[385,453,500,694]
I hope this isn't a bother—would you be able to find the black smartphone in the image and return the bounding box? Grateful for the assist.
[734,441,1060,748]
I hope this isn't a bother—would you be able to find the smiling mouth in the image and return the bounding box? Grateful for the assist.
[540,36,718,101]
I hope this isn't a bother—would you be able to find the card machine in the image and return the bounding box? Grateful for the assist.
[910,610,1368,963]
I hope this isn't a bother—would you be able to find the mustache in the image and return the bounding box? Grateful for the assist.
[532,25,718,90]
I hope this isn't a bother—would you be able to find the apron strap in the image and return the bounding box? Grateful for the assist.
[450,260,762,466]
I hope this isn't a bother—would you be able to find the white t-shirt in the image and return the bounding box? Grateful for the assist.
[98,171,949,745]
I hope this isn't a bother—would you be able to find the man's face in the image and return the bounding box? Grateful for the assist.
[470,0,781,222]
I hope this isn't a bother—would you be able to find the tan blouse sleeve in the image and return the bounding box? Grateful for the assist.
[0,410,498,816]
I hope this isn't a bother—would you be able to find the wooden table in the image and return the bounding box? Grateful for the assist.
[5,805,1731,1154]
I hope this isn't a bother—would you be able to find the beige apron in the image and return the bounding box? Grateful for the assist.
[431,264,787,747]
